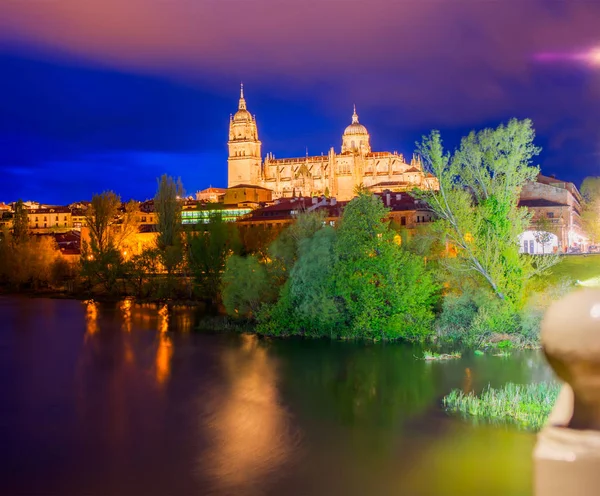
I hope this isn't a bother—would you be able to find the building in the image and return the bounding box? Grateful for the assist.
[518,174,587,254]
[223,184,273,206]
[237,191,434,233]
[196,187,227,203]
[227,85,438,201]
[181,201,252,225]
[27,207,72,232]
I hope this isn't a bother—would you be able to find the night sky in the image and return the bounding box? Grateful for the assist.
[1,1,600,204]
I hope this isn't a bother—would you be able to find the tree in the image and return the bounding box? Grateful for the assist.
[222,210,326,320]
[258,226,340,337]
[580,176,600,244]
[416,119,557,306]
[0,231,59,290]
[532,215,555,254]
[155,175,183,251]
[331,192,439,340]
[112,199,141,253]
[12,199,29,244]
[85,191,120,255]
[154,175,184,297]
[268,209,327,286]
[222,254,273,317]
[80,191,125,294]
[187,212,240,304]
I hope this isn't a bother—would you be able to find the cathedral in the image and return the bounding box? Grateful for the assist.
[227,85,438,201]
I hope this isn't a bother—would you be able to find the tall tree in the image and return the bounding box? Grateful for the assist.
[155,175,183,251]
[154,175,184,295]
[81,191,124,294]
[12,200,29,244]
[85,191,120,254]
[416,119,556,305]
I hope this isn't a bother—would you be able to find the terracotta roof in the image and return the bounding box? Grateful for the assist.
[228,184,273,191]
[28,206,71,214]
[198,187,227,194]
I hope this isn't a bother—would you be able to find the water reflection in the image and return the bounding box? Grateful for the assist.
[155,333,173,386]
[119,299,132,332]
[0,297,553,496]
[202,334,294,494]
[158,304,169,334]
[84,300,98,337]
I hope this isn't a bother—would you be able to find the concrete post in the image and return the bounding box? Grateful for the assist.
[534,289,600,496]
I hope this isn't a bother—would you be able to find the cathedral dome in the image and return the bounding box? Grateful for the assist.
[344,122,368,135]
[232,84,253,122]
[343,106,368,136]
[233,108,252,122]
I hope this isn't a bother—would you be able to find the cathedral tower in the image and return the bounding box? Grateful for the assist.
[227,84,262,187]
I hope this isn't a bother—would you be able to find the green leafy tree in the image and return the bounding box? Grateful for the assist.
[187,212,241,304]
[416,119,556,306]
[154,175,184,295]
[222,254,274,317]
[331,192,439,340]
[258,226,340,337]
[268,209,326,286]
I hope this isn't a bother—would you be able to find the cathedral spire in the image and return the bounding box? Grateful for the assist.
[239,83,247,110]
[352,104,359,124]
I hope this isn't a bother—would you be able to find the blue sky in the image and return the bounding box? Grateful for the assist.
[1,0,599,204]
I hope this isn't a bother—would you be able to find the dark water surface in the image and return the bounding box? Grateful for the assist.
[0,296,554,496]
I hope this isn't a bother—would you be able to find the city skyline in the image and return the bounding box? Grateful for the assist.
[1,1,600,203]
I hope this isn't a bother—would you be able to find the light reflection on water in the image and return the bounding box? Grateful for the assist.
[201,334,296,494]
[0,296,553,496]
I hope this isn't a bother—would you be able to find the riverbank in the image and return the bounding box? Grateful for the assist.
[0,288,542,349]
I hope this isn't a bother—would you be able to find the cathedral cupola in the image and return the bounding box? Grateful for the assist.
[232,83,253,123]
[342,105,371,154]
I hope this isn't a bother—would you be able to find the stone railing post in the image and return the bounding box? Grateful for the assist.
[534,289,600,496]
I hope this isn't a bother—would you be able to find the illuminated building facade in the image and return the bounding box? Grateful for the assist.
[227,86,438,201]
[519,174,587,253]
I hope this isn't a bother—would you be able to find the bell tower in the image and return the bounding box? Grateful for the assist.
[227,84,262,187]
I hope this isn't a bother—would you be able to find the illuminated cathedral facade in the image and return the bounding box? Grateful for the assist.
[227,85,438,201]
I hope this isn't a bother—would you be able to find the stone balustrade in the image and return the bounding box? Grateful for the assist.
[535,289,600,495]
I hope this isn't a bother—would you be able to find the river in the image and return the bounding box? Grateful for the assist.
[0,296,555,496]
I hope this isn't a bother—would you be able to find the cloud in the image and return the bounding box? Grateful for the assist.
[1,0,600,198]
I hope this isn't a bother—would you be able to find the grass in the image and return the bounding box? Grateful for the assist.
[422,350,461,361]
[547,254,600,286]
[443,382,561,431]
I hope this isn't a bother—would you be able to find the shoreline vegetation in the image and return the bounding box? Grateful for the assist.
[2,119,599,349]
[422,350,462,360]
[443,382,561,431]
